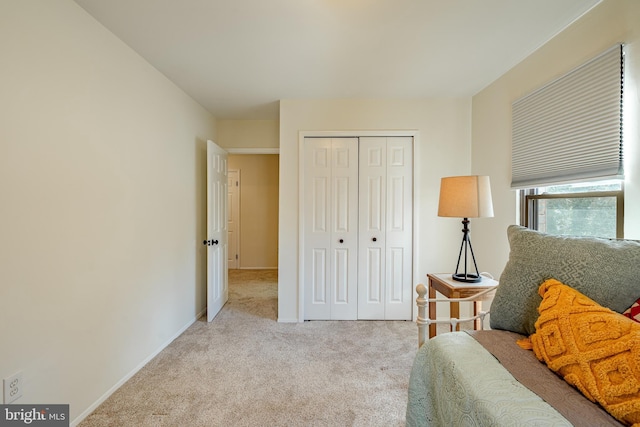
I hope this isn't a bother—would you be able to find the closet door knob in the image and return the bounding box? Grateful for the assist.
[339,239,344,243]
[372,237,377,242]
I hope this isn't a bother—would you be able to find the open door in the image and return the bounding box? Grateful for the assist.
[205,140,229,322]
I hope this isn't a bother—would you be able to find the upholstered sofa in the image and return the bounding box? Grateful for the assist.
[406,225,640,426]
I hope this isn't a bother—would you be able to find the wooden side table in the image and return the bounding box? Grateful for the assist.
[427,273,498,338]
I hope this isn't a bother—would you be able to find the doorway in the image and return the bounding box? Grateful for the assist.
[227,154,279,270]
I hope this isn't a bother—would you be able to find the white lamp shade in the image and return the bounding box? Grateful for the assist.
[438,175,494,218]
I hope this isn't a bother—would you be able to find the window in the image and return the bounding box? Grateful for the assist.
[520,181,624,238]
[512,45,625,239]
[511,45,624,189]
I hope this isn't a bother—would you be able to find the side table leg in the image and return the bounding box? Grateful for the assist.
[451,293,460,332]
[428,281,436,338]
[474,300,483,330]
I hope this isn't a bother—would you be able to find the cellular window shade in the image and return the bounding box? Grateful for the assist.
[511,44,624,189]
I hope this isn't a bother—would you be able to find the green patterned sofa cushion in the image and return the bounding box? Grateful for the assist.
[490,225,640,335]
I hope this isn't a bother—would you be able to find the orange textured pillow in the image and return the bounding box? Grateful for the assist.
[528,278,640,426]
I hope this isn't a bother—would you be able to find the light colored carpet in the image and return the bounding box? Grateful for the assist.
[80,270,418,426]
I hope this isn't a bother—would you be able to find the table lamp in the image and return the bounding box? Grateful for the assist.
[438,175,494,283]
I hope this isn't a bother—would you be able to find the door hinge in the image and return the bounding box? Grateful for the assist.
[236,254,238,259]
[236,181,239,187]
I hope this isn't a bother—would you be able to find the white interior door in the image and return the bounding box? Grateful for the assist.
[303,138,331,320]
[228,169,240,269]
[206,140,229,322]
[304,138,358,320]
[358,137,387,319]
[330,138,359,320]
[383,137,413,319]
[358,137,413,320]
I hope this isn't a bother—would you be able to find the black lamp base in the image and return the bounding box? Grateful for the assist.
[452,273,482,283]
[452,217,482,283]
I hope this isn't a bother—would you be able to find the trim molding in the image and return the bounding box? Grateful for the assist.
[226,148,279,154]
[299,130,419,138]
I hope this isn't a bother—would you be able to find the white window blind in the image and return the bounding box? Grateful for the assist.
[511,44,624,189]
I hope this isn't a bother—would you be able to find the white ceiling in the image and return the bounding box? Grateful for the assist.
[74,0,601,120]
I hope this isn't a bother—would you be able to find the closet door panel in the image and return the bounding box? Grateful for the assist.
[388,247,404,302]
[389,176,407,231]
[333,248,349,303]
[362,174,385,314]
[365,248,383,303]
[367,176,383,230]
[311,249,328,303]
[385,137,413,320]
[304,135,412,321]
[358,137,387,319]
[334,177,351,232]
[330,138,358,319]
[304,139,332,320]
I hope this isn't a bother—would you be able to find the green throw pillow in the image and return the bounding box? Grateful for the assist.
[490,225,640,335]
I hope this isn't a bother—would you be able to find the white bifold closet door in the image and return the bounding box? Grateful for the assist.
[304,138,359,320]
[358,137,413,320]
[303,136,412,320]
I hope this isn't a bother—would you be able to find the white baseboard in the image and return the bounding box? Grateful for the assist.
[71,308,206,426]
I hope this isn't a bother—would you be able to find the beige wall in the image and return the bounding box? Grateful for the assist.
[0,1,216,423]
[471,0,640,278]
[278,99,472,322]
[228,155,279,268]
[217,119,279,149]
